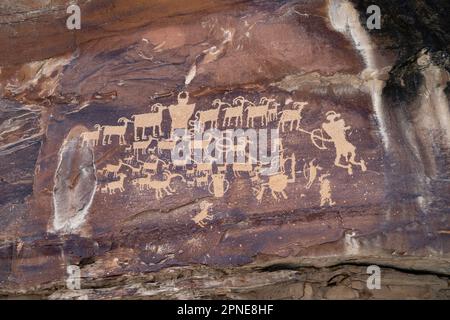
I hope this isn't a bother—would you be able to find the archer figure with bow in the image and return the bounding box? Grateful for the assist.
[299,111,367,175]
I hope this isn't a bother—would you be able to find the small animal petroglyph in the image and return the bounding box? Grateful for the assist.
[138,156,167,173]
[97,160,124,178]
[195,174,209,187]
[121,162,142,177]
[131,173,153,191]
[145,170,186,200]
[192,201,214,228]
[155,138,178,155]
[100,173,127,194]
[195,162,213,176]
[131,140,154,157]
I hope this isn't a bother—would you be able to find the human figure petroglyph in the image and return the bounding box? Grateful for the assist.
[278,101,308,132]
[319,173,335,207]
[101,117,131,145]
[146,170,186,200]
[168,91,196,134]
[253,153,296,202]
[97,160,123,178]
[100,173,127,194]
[303,159,322,189]
[80,124,101,147]
[192,201,213,228]
[321,111,367,175]
[131,103,167,139]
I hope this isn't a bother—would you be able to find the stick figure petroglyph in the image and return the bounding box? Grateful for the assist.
[303,159,322,189]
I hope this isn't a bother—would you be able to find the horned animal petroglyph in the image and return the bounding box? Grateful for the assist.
[80,124,101,146]
[192,201,213,228]
[194,103,221,129]
[146,170,186,200]
[101,117,131,145]
[100,173,127,194]
[131,103,167,139]
[97,160,124,178]
[278,102,307,132]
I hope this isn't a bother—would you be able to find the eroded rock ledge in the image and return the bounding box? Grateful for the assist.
[0,0,449,299]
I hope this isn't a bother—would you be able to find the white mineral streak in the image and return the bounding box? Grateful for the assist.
[328,0,390,149]
[5,54,73,98]
[52,137,97,234]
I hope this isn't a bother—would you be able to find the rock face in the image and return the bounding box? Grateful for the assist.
[0,0,449,299]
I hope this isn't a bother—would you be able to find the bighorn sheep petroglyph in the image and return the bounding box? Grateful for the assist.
[131,103,167,139]
[221,97,244,127]
[245,98,267,127]
[80,124,101,146]
[101,117,131,145]
[278,102,308,132]
[194,102,221,129]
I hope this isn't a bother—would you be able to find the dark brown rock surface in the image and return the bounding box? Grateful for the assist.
[0,0,449,299]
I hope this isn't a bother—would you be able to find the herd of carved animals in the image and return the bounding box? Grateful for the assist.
[79,92,367,210]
